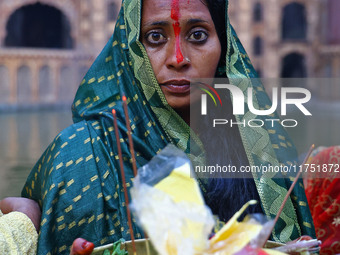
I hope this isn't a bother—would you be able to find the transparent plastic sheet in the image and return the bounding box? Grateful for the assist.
[130,144,215,255]
[128,145,320,255]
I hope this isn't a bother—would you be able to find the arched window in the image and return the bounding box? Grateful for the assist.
[5,3,73,49]
[253,3,263,22]
[17,66,32,103]
[282,3,307,40]
[327,0,340,44]
[108,2,119,22]
[281,53,307,78]
[323,63,332,77]
[39,65,54,103]
[0,65,10,102]
[253,37,263,56]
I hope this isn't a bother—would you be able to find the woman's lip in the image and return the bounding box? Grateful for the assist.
[160,84,190,93]
[160,80,191,93]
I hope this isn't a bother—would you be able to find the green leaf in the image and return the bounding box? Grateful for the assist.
[112,239,128,255]
[103,249,111,255]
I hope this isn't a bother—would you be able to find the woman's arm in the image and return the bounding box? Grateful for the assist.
[0,197,41,232]
[0,197,40,254]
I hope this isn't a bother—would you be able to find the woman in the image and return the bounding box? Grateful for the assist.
[17,0,315,253]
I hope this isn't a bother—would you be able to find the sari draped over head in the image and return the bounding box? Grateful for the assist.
[22,0,315,254]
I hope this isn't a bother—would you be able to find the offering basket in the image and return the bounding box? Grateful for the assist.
[90,239,285,255]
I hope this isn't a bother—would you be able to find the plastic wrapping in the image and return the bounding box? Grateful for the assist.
[128,144,319,255]
[130,144,215,255]
[208,201,269,255]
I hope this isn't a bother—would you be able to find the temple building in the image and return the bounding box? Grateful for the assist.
[0,0,339,108]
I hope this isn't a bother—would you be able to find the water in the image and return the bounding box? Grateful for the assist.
[0,110,72,199]
[0,102,339,199]
[286,101,340,157]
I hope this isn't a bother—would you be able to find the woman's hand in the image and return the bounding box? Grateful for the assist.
[0,197,41,232]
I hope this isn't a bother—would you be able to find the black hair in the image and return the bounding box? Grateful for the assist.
[200,0,263,222]
[205,0,227,69]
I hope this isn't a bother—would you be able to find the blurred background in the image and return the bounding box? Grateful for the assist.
[0,0,339,198]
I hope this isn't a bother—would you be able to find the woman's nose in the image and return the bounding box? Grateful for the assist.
[165,39,191,70]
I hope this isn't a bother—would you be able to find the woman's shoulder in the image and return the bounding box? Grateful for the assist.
[22,119,107,200]
[26,120,96,180]
[53,120,90,145]
[50,119,105,152]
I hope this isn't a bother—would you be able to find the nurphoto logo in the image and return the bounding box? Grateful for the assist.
[199,82,312,128]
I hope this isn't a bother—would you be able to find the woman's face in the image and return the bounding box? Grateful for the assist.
[141,0,221,113]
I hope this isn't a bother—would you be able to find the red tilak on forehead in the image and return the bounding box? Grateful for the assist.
[171,0,184,63]
[171,0,180,21]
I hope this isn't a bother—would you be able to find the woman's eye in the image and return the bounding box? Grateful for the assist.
[188,31,208,43]
[145,32,167,45]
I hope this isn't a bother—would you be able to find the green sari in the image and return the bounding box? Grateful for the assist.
[22,0,315,254]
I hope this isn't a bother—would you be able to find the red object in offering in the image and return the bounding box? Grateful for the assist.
[234,245,270,255]
[70,238,95,255]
